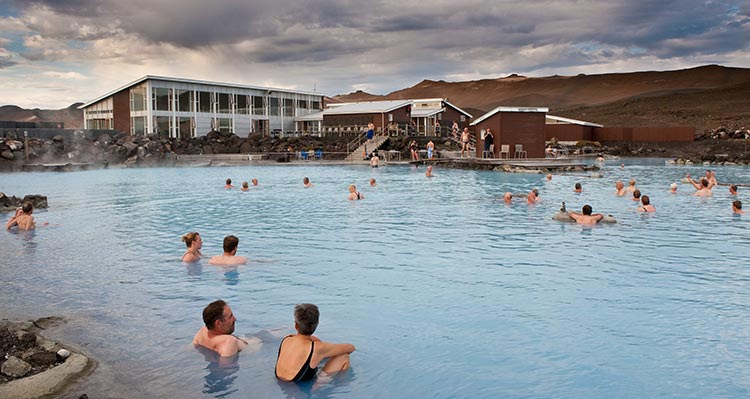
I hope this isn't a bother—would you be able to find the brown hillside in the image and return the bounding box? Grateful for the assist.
[0,103,84,129]
[378,65,750,111]
[332,90,383,103]
[553,81,750,132]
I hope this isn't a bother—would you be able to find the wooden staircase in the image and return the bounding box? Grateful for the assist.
[345,135,389,161]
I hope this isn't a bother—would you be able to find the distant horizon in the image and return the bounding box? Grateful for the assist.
[1,63,747,111]
[1,0,748,108]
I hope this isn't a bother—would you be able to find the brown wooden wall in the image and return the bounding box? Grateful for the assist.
[441,107,470,129]
[473,112,546,158]
[546,125,694,142]
[546,124,593,141]
[323,105,411,130]
[112,89,131,134]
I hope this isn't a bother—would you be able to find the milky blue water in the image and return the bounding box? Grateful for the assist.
[1,160,749,399]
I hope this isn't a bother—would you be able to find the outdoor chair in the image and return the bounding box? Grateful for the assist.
[483,144,495,158]
[315,149,323,160]
[499,145,510,159]
[299,150,308,160]
[514,144,527,159]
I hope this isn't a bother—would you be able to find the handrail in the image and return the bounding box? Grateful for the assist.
[346,129,368,154]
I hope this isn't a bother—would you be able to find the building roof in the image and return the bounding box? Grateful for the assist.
[80,75,323,109]
[411,107,445,118]
[295,111,325,122]
[546,114,603,128]
[411,98,472,118]
[470,106,549,125]
[321,100,412,115]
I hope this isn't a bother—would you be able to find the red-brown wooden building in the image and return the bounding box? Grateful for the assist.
[470,106,549,158]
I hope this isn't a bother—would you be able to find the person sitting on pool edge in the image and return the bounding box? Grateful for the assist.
[275,304,355,382]
[181,231,202,262]
[209,235,247,265]
[193,300,248,357]
[567,204,604,225]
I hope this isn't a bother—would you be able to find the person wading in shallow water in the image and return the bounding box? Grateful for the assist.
[209,235,247,265]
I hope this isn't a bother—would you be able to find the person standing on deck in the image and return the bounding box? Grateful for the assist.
[366,122,375,140]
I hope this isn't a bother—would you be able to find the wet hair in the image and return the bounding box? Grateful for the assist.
[701,178,709,188]
[575,183,581,190]
[294,303,320,335]
[532,188,539,196]
[203,300,227,329]
[252,178,258,185]
[242,181,249,188]
[641,195,650,205]
[21,201,33,214]
[182,232,200,248]
[633,189,641,199]
[730,184,738,192]
[303,177,310,184]
[223,235,239,253]
[582,204,593,215]
[733,200,742,210]
[226,178,232,185]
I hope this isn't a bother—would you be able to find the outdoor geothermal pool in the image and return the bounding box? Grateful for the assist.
[1,160,749,398]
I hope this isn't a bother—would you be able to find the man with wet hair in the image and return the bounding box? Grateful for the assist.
[638,195,656,212]
[209,235,247,265]
[732,200,745,215]
[225,178,234,189]
[729,184,738,195]
[193,300,248,357]
[574,183,582,193]
[6,201,36,230]
[632,189,641,201]
[568,204,604,225]
[686,173,714,196]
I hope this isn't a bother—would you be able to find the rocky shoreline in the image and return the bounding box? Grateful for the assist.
[2,129,750,171]
[0,317,92,399]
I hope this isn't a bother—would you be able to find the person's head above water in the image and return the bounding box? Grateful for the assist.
[202,299,235,334]
[294,303,320,335]
[370,178,376,186]
[223,235,239,254]
[575,183,582,190]
[641,195,651,205]
[633,189,641,199]
[582,204,593,215]
[733,200,742,211]
[252,178,258,186]
[226,178,232,185]
[182,231,201,248]
[303,177,310,185]
[242,181,249,189]
[21,201,33,214]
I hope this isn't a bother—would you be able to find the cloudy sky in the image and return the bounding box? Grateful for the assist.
[0,0,748,109]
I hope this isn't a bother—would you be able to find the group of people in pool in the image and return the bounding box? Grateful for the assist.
[192,300,355,382]
[225,178,259,191]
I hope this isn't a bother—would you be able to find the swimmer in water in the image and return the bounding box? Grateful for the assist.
[225,178,234,189]
[732,200,745,215]
[193,300,249,357]
[5,201,37,230]
[348,184,364,200]
[425,165,434,177]
[574,183,582,193]
[638,195,656,212]
[181,231,202,262]
[567,204,604,225]
[503,192,512,204]
[527,188,540,204]
[615,181,626,196]
[241,182,250,191]
[370,178,377,187]
[669,183,678,194]
[303,177,314,188]
[209,235,247,265]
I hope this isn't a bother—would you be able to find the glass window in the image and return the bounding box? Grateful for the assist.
[153,88,171,111]
[132,116,146,135]
[217,118,232,133]
[236,95,249,114]
[178,117,193,138]
[198,91,211,113]
[310,100,321,110]
[297,99,308,109]
[130,86,146,112]
[283,99,294,117]
[218,93,231,114]
[154,116,170,137]
[269,98,280,116]
[253,96,265,115]
[177,90,193,112]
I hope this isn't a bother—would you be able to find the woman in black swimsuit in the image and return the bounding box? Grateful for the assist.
[274,304,356,382]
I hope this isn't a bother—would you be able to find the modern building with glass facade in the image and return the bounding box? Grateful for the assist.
[80,76,324,138]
